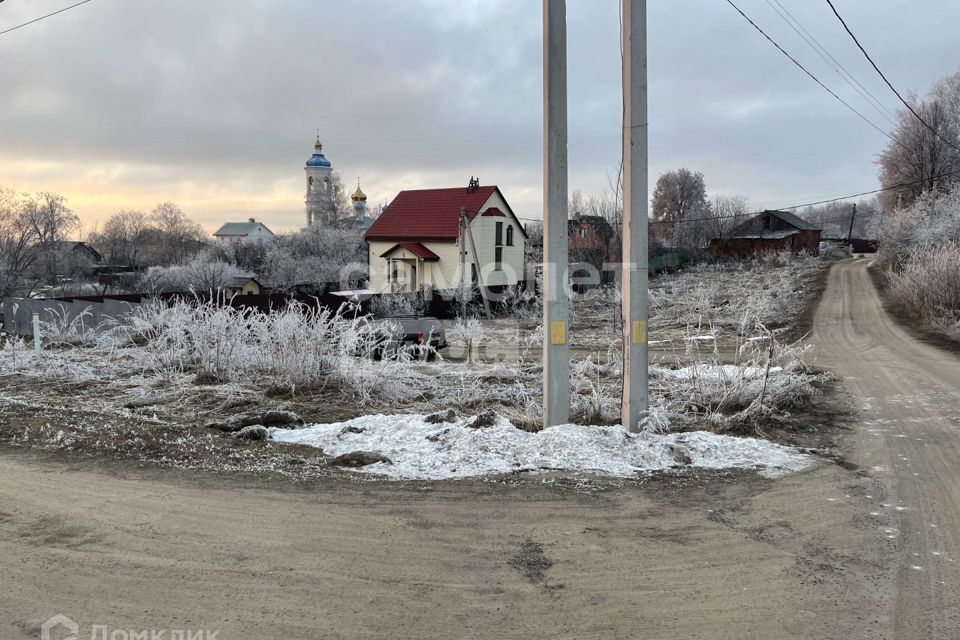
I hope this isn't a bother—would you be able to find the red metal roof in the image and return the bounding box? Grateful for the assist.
[480,207,505,217]
[379,242,441,261]
[364,186,498,240]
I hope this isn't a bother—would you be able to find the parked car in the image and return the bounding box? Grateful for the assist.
[367,316,448,361]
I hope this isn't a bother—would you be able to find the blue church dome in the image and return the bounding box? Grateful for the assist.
[306,138,332,168]
[306,153,331,168]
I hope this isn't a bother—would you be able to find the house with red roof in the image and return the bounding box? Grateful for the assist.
[364,181,527,293]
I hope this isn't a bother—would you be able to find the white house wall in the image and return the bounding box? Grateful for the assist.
[366,191,525,293]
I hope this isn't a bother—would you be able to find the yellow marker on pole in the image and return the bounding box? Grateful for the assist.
[550,320,567,345]
[632,319,646,345]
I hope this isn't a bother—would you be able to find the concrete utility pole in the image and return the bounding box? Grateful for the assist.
[620,0,649,432]
[464,219,493,319]
[543,0,570,428]
[846,203,857,243]
[459,207,467,318]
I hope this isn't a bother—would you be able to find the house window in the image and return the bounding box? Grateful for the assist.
[579,227,587,239]
[762,215,771,230]
[506,226,514,246]
[495,247,503,270]
[495,221,503,246]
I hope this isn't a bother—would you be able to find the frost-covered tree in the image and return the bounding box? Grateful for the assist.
[796,198,880,239]
[876,187,960,327]
[878,71,960,211]
[259,225,366,292]
[651,169,709,244]
[140,253,245,294]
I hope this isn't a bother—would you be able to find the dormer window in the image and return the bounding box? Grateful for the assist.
[762,215,771,230]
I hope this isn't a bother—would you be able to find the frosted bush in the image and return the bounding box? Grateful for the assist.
[38,304,97,347]
[876,188,960,326]
[887,242,960,324]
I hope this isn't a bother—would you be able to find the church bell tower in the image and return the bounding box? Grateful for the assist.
[305,135,334,226]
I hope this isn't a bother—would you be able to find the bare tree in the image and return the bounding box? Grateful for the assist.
[19,191,79,247]
[651,169,709,244]
[17,191,81,287]
[709,194,752,237]
[878,71,960,211]
[93,209,152,268]
[150,201,204,266]
[0,187,40,297]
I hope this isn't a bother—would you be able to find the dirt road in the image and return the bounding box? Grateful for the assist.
[0,257,956,639]
[812,258,960,638]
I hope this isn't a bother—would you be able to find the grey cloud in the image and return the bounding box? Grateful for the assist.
[1,0,959,229]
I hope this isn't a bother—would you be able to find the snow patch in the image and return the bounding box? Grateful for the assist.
[270,413,811,480]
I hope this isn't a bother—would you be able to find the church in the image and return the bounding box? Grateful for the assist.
[304,136,374,230]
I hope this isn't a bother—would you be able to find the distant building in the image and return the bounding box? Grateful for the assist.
[52,241,104,265]
[212,218,275,244]
[346,179,375,231]
[28,240,104,285]
[303,136,377,230]
[364,180,527,294]
[222,275,262,297]
[305,135,335,226]
[568,215,616,268]
[710,210,821,258]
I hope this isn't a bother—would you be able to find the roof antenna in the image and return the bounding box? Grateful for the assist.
[467,176,480,193]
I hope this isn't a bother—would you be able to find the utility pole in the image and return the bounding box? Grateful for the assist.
[543,0,570,428]
[459,207,467,318]
[846,203,856,244]
[620,0,649,433]
[465,220,493,319]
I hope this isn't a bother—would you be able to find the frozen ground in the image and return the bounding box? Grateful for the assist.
[0,255,831,480]
[475,252,825,360]
[270,413,810,480]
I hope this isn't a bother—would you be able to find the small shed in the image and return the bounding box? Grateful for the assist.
[222,276,262,297]
[710,210,821,258]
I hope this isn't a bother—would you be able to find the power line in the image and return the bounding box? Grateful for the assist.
[723,0,907,152]
[0,0,94,38]
[823,0,960,154]
[650,166,960,225]
[518,166,960,228]
[764,0,897,126]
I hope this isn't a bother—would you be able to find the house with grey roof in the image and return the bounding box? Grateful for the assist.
[212,218,275,244]
[709,210,821,258]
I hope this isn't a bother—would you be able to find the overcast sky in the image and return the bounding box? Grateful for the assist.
[2,0,958,235]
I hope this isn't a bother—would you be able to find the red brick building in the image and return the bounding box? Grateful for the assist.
[710,210,821,259]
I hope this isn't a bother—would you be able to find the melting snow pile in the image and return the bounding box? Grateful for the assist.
[270,413,810,480]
